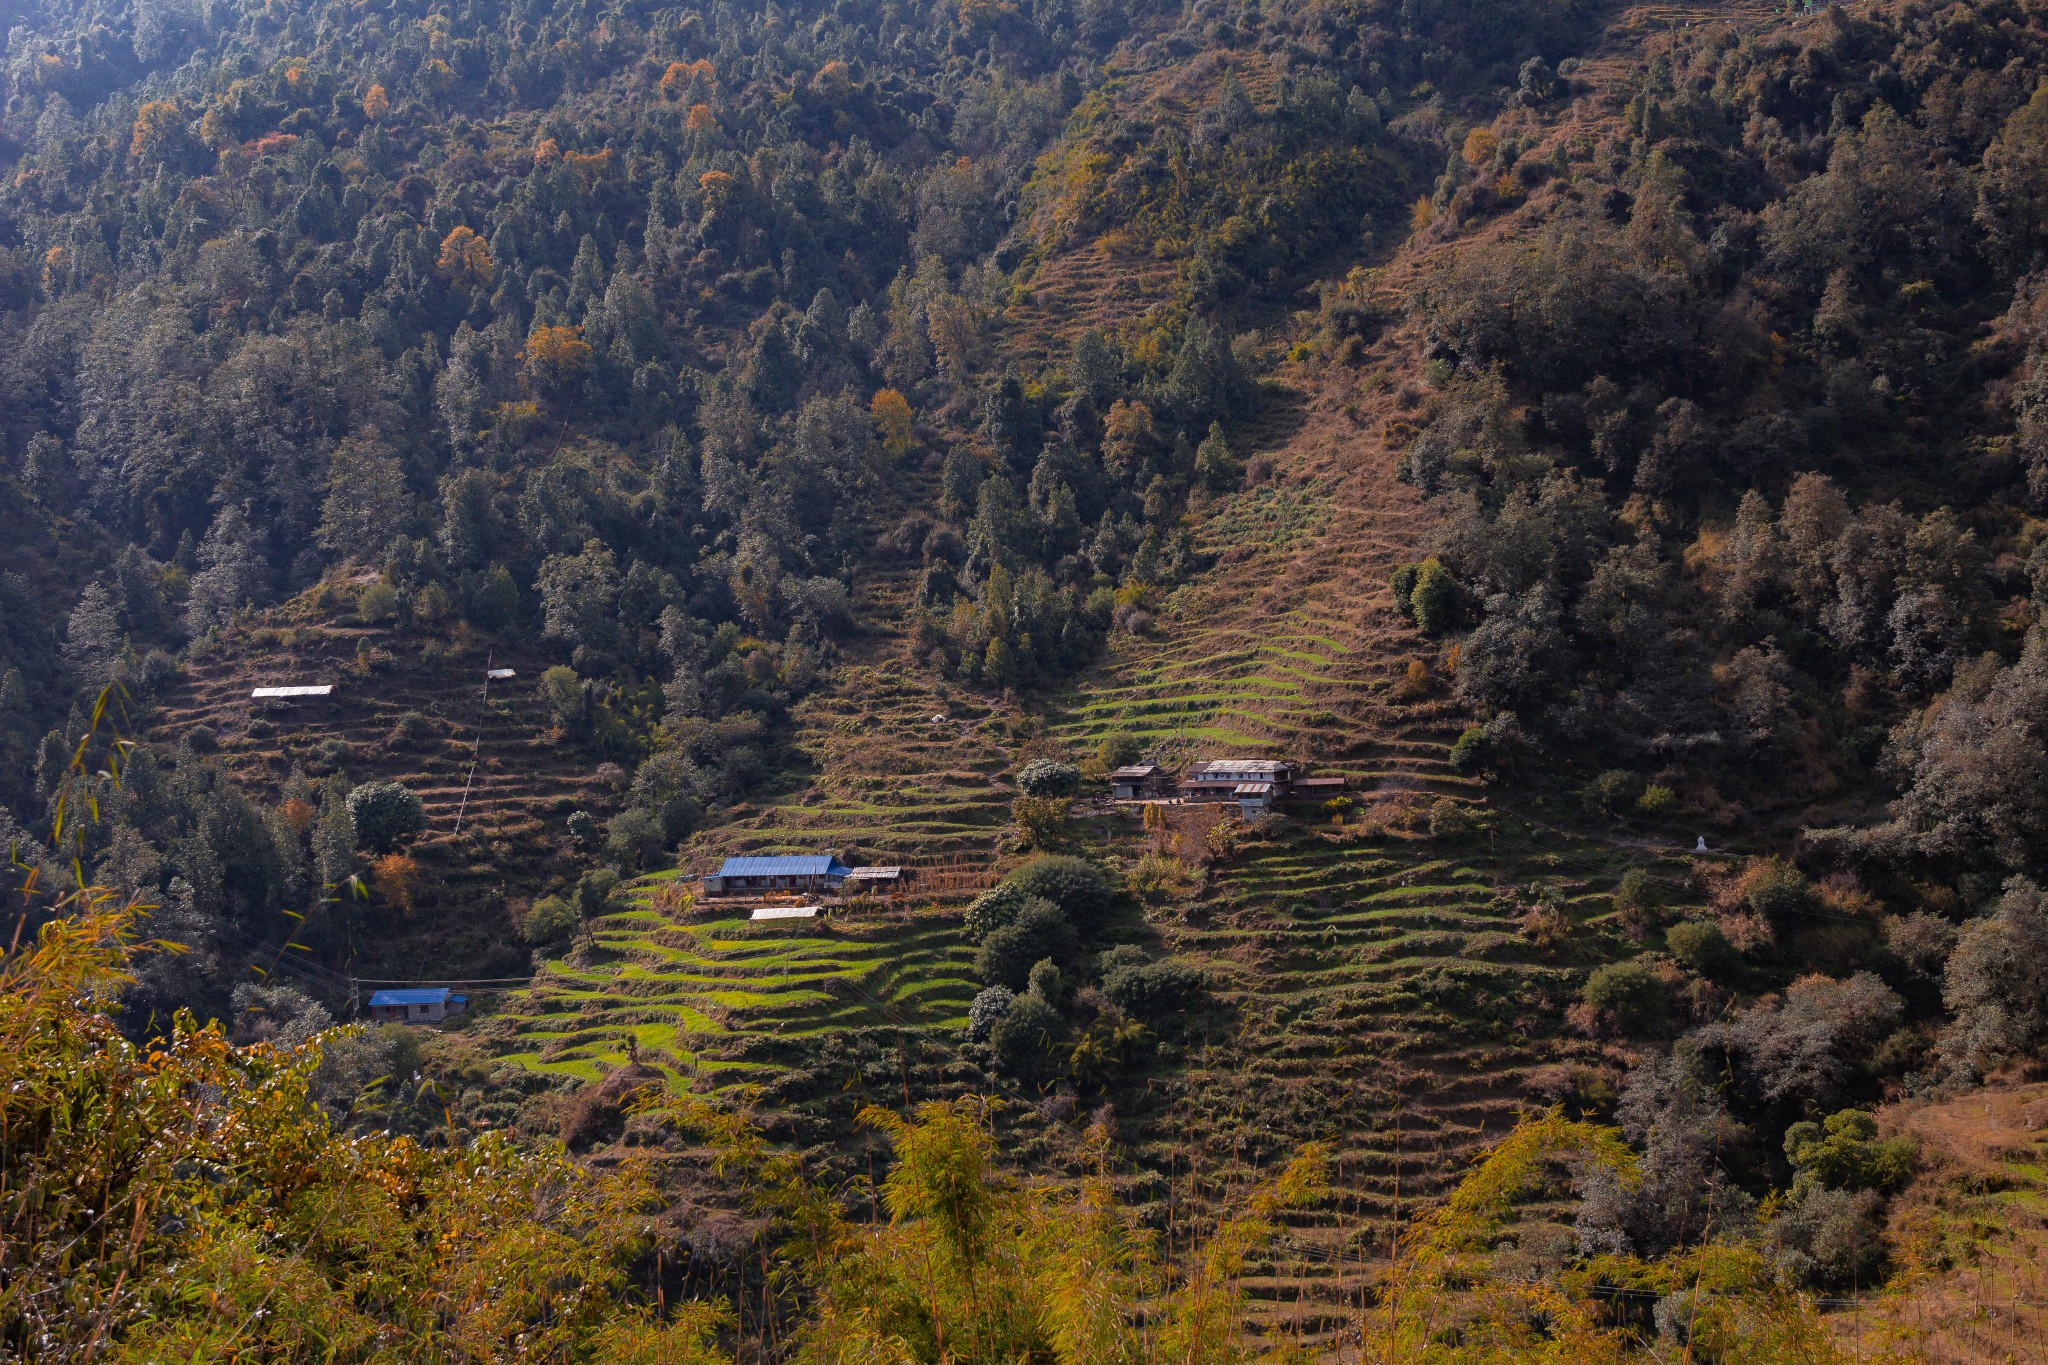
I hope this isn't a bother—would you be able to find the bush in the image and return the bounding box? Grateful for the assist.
[309,738,352,775]
[1126,853,1198,905]
[1582,960,1669,1036]
[604,808,664,871]
[1428,798,1487,839]
[1582,770,1643,819]
[1100,953,1205,1020]
[1783,1109,1918,1195]
[185,724,217,753]
[967,985,1015,1042]
[356,580,399,624]
[1741,857,1817,925]
[1011,795,1071,849]
[1613,868,1654,917]
[1015,759,1082,798]
[974,900,1077,989]
[1195,422,1240,491]
[346,781,427,852]
[1666,920,1741,980]
[1098,732,1143,769]
[1637,783,1676,815]
[1940,875,2048,1076]
[1447,725,1493,774]
[1005,855,1117,931]
[389,711,435,746]
[1410,558,1458,634]
[1723,972,1904,1109]
[988,992,1065,1079]
[575,868,621,919]
[524,895,579,945]
[1767,1185,1888,1291]
[565,810,599,846]
[1026,958,1063,1007]
[965,884,1043,942]
[541,664,587,733]
[1390,563,1419,618]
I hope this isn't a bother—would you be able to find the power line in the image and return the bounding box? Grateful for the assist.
[350,975,539,986]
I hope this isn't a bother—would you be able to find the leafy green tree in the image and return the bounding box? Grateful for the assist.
[1410,557,1458,635]
[1194,423,1240,492]
[1582,960,1669,1037]
[989,991,1066,1080]
[1004,855,1118,932]
[1782,1109,1917,1195]
[974,900,1076,989]
[345,782,426,853]
[1666,920,1741,981]
[1016,759,1082,798]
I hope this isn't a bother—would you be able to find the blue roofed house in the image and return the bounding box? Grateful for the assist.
[702,855,852,897]
[367,987,468,1024]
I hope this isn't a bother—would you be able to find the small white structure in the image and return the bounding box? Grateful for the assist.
[486,668,516,680]
[1232,781,1278,815]
[251,684,334,699]
[846,866,903,887]
[1695,836,1709,853]
[367,987,467,1023]
[750,904,822,922]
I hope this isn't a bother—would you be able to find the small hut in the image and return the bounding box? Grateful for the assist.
[702,855,852,897]
[367,987,468,1024]
[1108,763,1172,800]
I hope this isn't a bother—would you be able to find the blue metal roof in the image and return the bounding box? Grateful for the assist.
[714,855,852,877]
[369,988,461,1007]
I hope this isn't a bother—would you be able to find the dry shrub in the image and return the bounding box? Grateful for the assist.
[1519,900,1570,954]
[554,1063,663,1152]
[651,882,695,919]
[1127,853,1200,906]
[1393,657,1432,700]
[1819,870,1883,918]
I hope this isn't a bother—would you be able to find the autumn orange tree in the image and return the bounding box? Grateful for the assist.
[522,323,593,405]
[437,226,495,288]
[870,387,916,459]
[129,100,186,164]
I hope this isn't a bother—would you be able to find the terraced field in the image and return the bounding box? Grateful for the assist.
[481,577,1028,1129]
[479,884,982,1092]
[1037,345,1693,1339]
[142,587,614,978]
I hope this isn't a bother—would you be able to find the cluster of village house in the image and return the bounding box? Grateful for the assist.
[693,758,1342,908]
[1107,757,1345,817]
[360,759,1346,1024]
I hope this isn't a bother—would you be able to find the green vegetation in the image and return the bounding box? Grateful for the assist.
[4,899,1906,1363]
[11,0,2048,1352]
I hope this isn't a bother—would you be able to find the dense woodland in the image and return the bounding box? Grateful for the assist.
[8,0,2048,1358]
[0,0,1545,991]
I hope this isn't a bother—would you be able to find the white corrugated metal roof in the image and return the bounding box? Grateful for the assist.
[750,905,822,921]
[486,668,516,679]
[251,685,334,699]
[1194,759,1289,776]
[846,866,901,879]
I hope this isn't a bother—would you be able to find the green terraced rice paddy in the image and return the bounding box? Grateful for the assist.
[485,880,982,1087]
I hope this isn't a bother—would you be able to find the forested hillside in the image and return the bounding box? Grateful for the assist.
[9,0,2048,1358]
